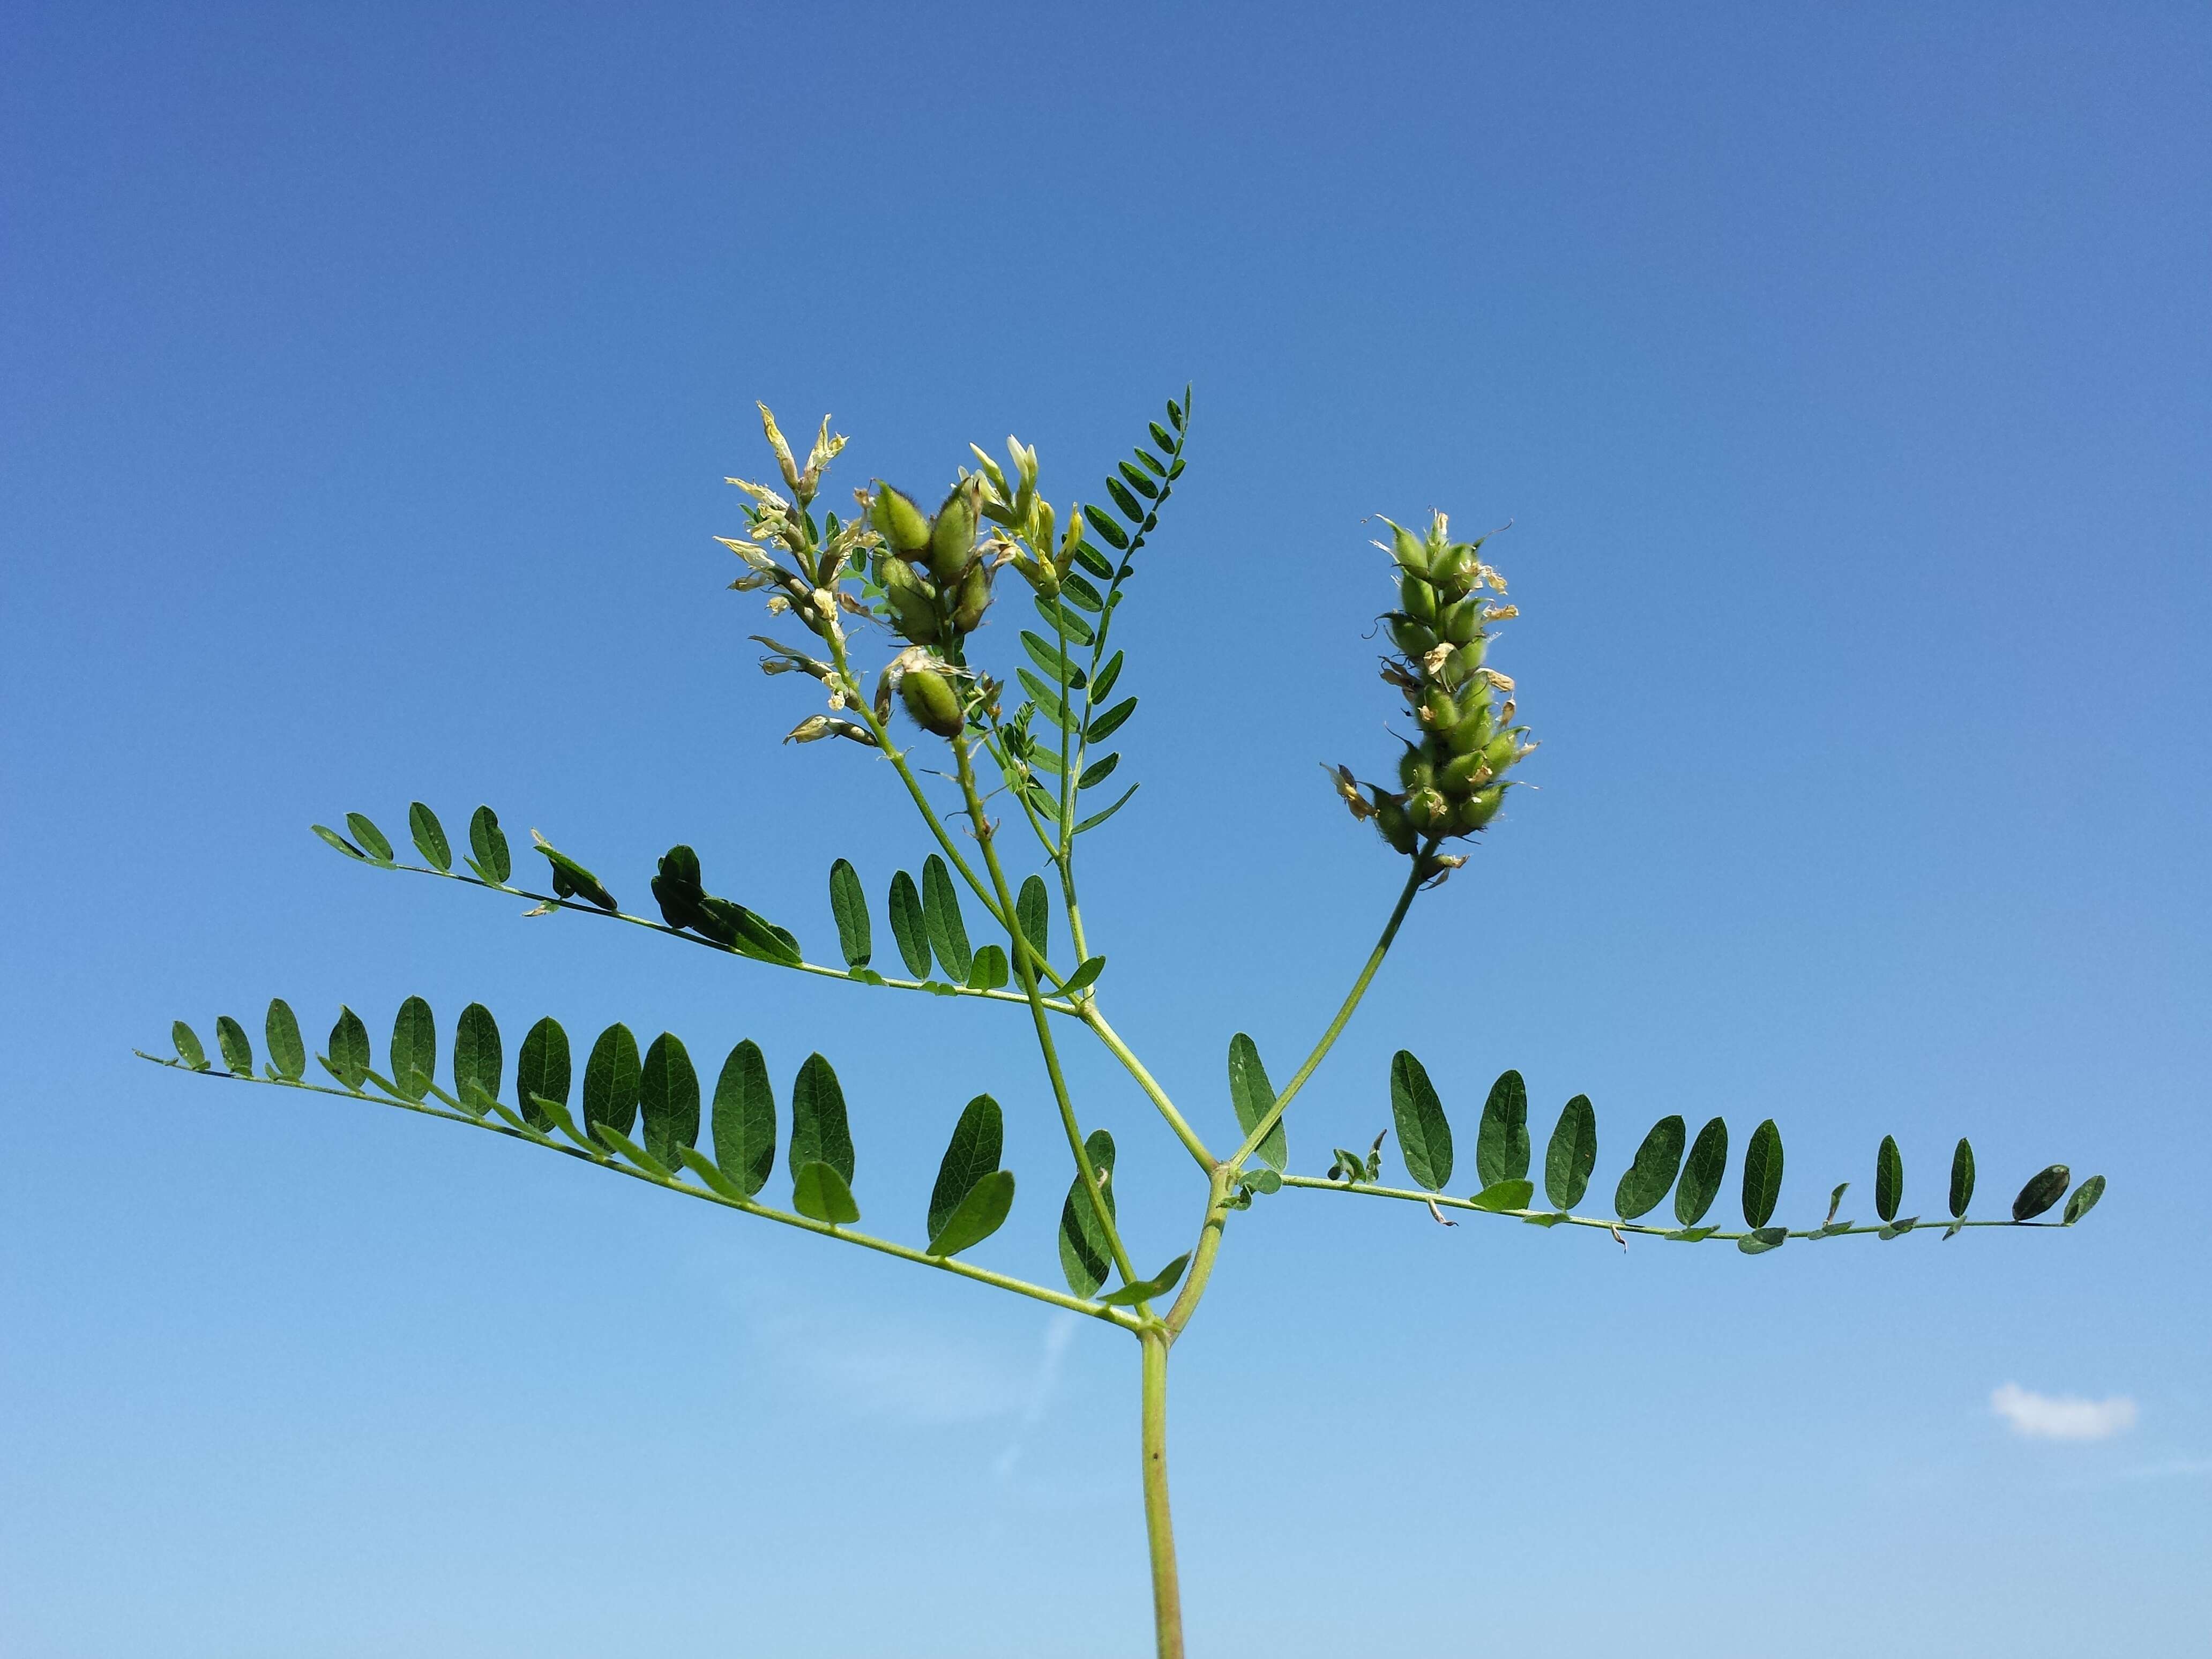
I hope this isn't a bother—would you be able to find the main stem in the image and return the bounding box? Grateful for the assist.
[1139,1329,1183,1659]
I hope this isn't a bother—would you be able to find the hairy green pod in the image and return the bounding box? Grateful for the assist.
[1438,596,1481,645]
[951,558,992,634]
[879,558,939,642]
[1420,686,1458,731]
[1373,796,1417,854]
[1448,704,1493,755]
[929,482,977,582]
[1389,617,1436,657]
[900,667,965,737]
[1439,750,1489,794]
[1397,748,1435,793]
[1388,520,1430,575]
[1453,638,1488,677]
[1399,574,1438,624]
[871,484,931,555]
[1455,786,1504,832]
[1482,731,1518,773]
[1405,786,1451,834]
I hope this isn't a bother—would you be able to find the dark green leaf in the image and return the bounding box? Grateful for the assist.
[389,997,437,1101]
[215,1015,252,1075]
[1665,1225,1720,1242]
[468,805,512,883]
[928,1094,1004,1240]
[1243,1168,1282,1197]
[1027,746,1068,778]
[828,858,871,967]
[528,1090,599,1154]
[1058,1129,1118,1298]
[928,1169,1015,1258]
[967,944,1009,991]
[1074,782,1139,834]
[1149,421,1176,452]
[534,838,617,911]
[789,1052,854,1184]
[1117,461,1160,499]
[1017,669,1075,729]
[312,824,366,860]
[1086,697,1138,743]
[408,802,451,871]
[1056,604,1096,647]
[1229,1033,1286,1173]
[887,871,931,977]
[172,1020,210,1071]
[1949,1138,1975,1218]
[453,1002,502,1112]
[1469,1178,1534,1213]
[1085,509,1130,550]
[1875,1135,1904,1223]
[1826,1182,1849,1223]
[1092,651,1125,703]
[792,1160,861,1225]
[639,1032,701,1169]
[1020,631,1085,687]
[921,855,973,981]
[1879,1216,1918,1239]
[677,1145,749,1202]
[1017,875,1050,961]
[1078,752,1120,790]
[2063,1174,2105,1225]
[711,1039,776,1197]
[582,1023,641,1138]
[1072,541,1115,580]
[1475,1069,1530,1189]
[1675,1117,1729,1226]
[703,899,802,967]
[1106,478,1145,521]
[1738,1227,1788,1255]
[323,1006,371,1091]
[1167,397,1185,431]
[1614,1116,1687,1220]
[1065,955,1106,991]
[1544,1094,1597,1209]
[1098,1252,1189,1307]
[265,999,305,1080]
[1060,571,1105,611]
[346,813,394,862]
[2012,1164,2070,1221]
[516,1017,570,1132]
[1389,1050,1453,1191]
[1742,1117,1784,1229]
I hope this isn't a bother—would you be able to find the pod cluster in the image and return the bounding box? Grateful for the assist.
[1334,511,1536,861]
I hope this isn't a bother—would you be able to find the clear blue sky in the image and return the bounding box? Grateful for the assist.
[4,4,2207,1655]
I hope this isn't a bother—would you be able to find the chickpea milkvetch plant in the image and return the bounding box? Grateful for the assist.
[145,392,2104,1657]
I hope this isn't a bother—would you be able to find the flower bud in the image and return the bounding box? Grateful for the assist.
[871,485,931,555]
[929,481,978,583]
[900,667,965,737]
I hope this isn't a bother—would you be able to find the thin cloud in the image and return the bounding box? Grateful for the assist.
[1991,1381,2138,1442]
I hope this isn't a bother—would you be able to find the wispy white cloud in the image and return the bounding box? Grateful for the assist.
[1991,1382,2138,1442]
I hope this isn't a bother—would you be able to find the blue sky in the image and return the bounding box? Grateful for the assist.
[4,3,2207,1654]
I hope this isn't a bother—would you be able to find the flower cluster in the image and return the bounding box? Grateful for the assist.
[1331,511,1536,868]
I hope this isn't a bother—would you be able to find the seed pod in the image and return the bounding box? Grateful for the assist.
[1387,519,1430,576]
[1453,638,1488,677]
[1419,686,1458,731]
[1373,796,1417,853]
[1482,732,1518,773]
[1455,786,1504,832]
[1439,750,1489,795]
[879,558,939,642]
[929,481,978,582]
[1397,748,1436,793]
[1389,617,1436,657]
[871,485,931,555]
[1405,787,1451,834]
[900,667,965,737]
[951,558,992,633]
[1438,596,1481,646]
[1448,703,1493,755]
[1399,574,1438,624]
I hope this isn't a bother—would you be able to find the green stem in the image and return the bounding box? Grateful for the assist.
[1277,1174,2061,1238]
[1139,1329,1184,1659]
[1162,1164,1234,1340]
[140,1056,1139,1324]
[1079,1003,1216,1172]
[1226,843,1437,1172]
[951,737,1144,1295]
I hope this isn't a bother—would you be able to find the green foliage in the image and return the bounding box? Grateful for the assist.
[1058,1129,1117,1298]
[1614,1116,1686,1220]
[1545,1095,1597,1210]
[1475,1068,1529,1190]
[790,1052,854,1185]
[1228,1034,1286,1175]
[1389,1050,1453,1192]
[711,1040,776,1197]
